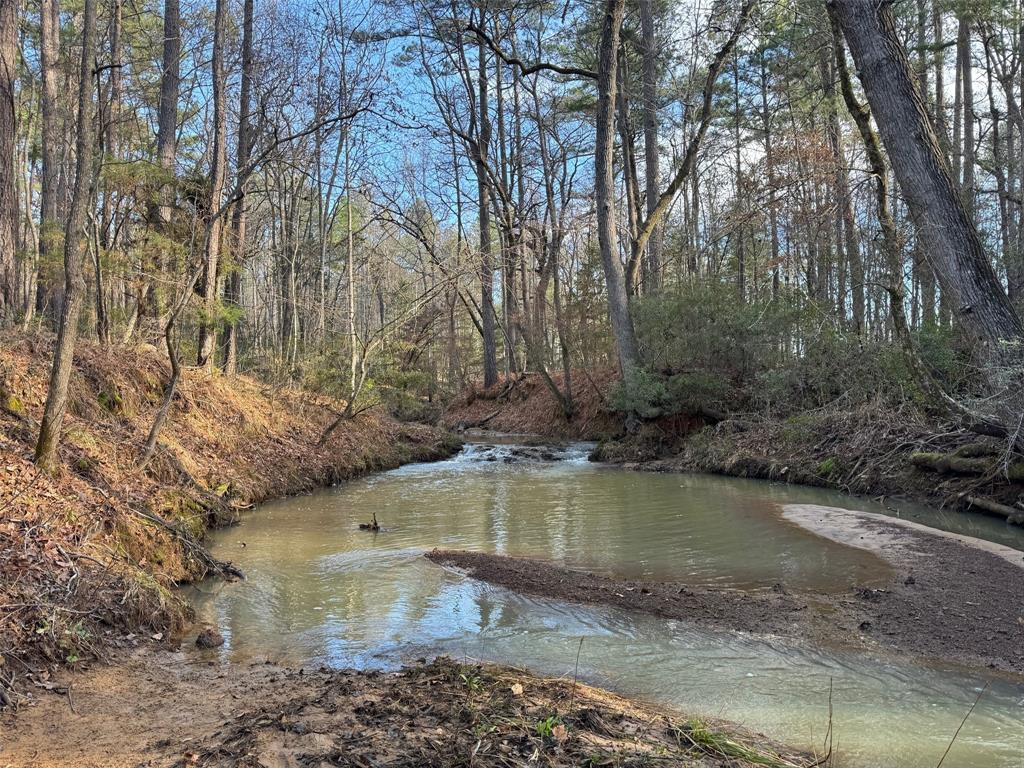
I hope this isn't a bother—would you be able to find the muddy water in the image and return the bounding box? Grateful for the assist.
[189,441,1024,768]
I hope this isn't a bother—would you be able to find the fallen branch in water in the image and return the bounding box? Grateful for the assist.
[959,494,1024,525]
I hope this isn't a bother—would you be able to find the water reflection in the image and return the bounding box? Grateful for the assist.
[186,444,1024,768]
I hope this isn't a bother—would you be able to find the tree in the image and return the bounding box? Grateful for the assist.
[222,0,254,374]
[38,0,60,317]
[828,0,1023,444]
[196,0,228,369]
[595,0,639,375]
[0,0,15,322]
[35,0,98,471]
[638,0,662,294]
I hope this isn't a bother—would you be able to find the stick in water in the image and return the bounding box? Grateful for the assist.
[935,682,989,768]
[568,636,584,718]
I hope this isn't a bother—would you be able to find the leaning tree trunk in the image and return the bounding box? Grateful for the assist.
[829,0,1024,443]
[35,0,97,471]
[0,0,16,323]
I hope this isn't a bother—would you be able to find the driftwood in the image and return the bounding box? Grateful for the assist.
[910,451,1024,482]
[959,494,1024,525]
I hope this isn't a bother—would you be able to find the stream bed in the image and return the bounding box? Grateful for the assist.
[187,440,1024,767]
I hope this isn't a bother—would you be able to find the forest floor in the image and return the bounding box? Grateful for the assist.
[428,501,1024,677]
[0,331,460,706]
[0,652,812,768]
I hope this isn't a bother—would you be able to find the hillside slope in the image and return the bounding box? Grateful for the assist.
[0,332,457,705]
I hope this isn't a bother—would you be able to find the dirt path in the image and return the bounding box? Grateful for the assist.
[0,649,810,768]
[427,505,1024,676]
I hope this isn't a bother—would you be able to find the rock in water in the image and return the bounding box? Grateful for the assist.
[195,627,225,649]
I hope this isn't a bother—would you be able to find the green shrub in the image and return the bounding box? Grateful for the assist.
[618,281,979,420]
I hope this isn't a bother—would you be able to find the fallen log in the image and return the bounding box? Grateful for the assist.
[959,494,1024,525]
[910,452,1024,482]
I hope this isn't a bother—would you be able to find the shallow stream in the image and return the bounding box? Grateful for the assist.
[187,440,1024,767]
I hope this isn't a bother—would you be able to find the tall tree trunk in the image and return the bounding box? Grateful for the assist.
[822,45,864,332]
[957,14,975,220]
[222,0,254,374]
[639,0,661,293]
[0,0,16,322]
[475,22,499,387]
[595,0,639,374]
[196,0,227,369]
[134,0,180,342]
[829,0,1023,427]
[759,47,780,299]
[344,130,358,414]
[733,53,745,301]
[35,0,97,471]
[38,0,61,317]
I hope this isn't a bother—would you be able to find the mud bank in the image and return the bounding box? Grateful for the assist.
[428,500,1024,676]
[443,375,1024,520]
[0,332,460,702]
[593,407,1024,523]
[0,650,811,768]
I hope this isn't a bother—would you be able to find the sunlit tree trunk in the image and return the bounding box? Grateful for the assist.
[639,0,661,294]
[38,0,61,318]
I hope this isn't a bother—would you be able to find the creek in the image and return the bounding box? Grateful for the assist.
[186,439,1024,767]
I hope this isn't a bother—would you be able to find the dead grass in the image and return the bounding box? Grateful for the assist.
[0,331,458,705]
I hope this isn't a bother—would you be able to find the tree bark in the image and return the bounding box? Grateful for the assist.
[475,21,499,388]
[957,14,975,220]
[196,0,227,369]
[222,0,254,374]
[595,0,639,374]
[829,1,1022,357]
[829,0,1023,445]
[639,0,661,293]
[0,0,16,322]
[155,0,179,229]
[35,0,97,471]
[38,0,61,316]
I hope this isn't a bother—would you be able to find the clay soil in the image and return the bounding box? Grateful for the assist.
[428,503,1024,677]
[0,650,812,768]
[0,331,459,704]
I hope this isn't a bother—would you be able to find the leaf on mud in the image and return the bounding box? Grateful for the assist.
[510,682,524,696]
[552,724,568,742]
[151,632,163,641]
